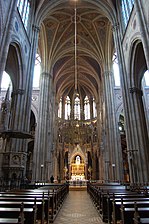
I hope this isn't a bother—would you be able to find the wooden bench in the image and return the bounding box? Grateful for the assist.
[108,196,149,223]
[133,217,149,224]
[87,183,149,224]
[0,218,19,223]
[120,203,149,224]
[0,184,68,223]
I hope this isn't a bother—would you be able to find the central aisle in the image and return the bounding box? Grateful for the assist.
[53,190,104,224]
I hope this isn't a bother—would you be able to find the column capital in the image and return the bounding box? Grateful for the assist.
[112,23,119,32]
[41,72,52,78]
[12,89,25,96]
[32,25,40,33]
[104,71,113,77]
[129,87,143,96]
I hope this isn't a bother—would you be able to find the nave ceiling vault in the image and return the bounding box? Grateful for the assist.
[37,0,115,100]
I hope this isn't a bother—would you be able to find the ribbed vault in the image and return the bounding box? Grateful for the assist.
[37,0,116,100]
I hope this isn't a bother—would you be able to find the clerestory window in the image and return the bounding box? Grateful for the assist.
[84,96,90,120]
[17,0,30,30]
[65,96,71,120]
[74,96,80,120]
[121,0,134,28]
[93,98,97,118]
[58,97,62,118]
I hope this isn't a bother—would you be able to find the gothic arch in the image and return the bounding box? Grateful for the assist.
[130,40,147,88]
[5,43,24,91]
[31,104,38,122]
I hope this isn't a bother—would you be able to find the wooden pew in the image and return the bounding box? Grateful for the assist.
[0,218,19,223]
[0,184,68,223]
[133,216,149,224]
[108,196,149,224]
[120,202,149,224]
[87,182,149,224]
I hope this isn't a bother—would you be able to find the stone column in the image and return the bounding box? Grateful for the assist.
[92,152,96,180]
[80,100,85,120]
[103,70,123,181]
[112,23,136,183]
[62,96,65,120]
[5,89,26,154]
[0,1,18,85]
[128,86,149,183]
[112,22,149,183]
[24,24,40,132]
[33,72,52,182]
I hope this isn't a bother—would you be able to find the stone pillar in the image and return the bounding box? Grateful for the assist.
[0,1,17,85]
[33,72,52,182]
[90,97,93,120]
[128,87,149,183]
[5,89,27,154]
[85,163,88,180]
[24,24,40,132]
[62,96,65,120]
[103,70,123,181]
[112,23,136,183]
[92,152,96,180]
[80,100,85,120]
[112,21,149,183]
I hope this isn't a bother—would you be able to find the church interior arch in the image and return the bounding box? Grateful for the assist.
[0,0,149,188]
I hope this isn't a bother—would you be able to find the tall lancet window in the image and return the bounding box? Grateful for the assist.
[93,98,97,118]
[17,0,31,30]
[65,96,71,120]
[121,0,134,28]
[74,96,80,120]
[84,96,90,120]
[58,97,62,118]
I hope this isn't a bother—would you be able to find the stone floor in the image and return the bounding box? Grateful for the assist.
[53,190,104,224]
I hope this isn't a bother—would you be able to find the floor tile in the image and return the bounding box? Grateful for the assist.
[53,191,104,224]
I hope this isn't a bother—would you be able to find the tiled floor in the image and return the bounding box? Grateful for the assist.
[53,190,104,224]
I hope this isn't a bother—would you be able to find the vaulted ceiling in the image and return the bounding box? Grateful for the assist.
[37,0,116,101]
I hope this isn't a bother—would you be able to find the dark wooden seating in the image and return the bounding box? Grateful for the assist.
[112,200,149,224]
[0,218,19,223]
[121,205,149,224]
[87,182,149,224]
[133,217,149,224]
[0,183,69,223]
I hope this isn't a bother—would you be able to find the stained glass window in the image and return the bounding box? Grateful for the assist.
[74,96,80,120]
[58,97,62,118]
[121,0,134,28]
[84,96,90,120]
[65,96,71,119]
[17,0,30,30]
[93,98,97,118]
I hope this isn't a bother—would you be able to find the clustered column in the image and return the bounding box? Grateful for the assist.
[128,86,149,183]
[103,70,123,181]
